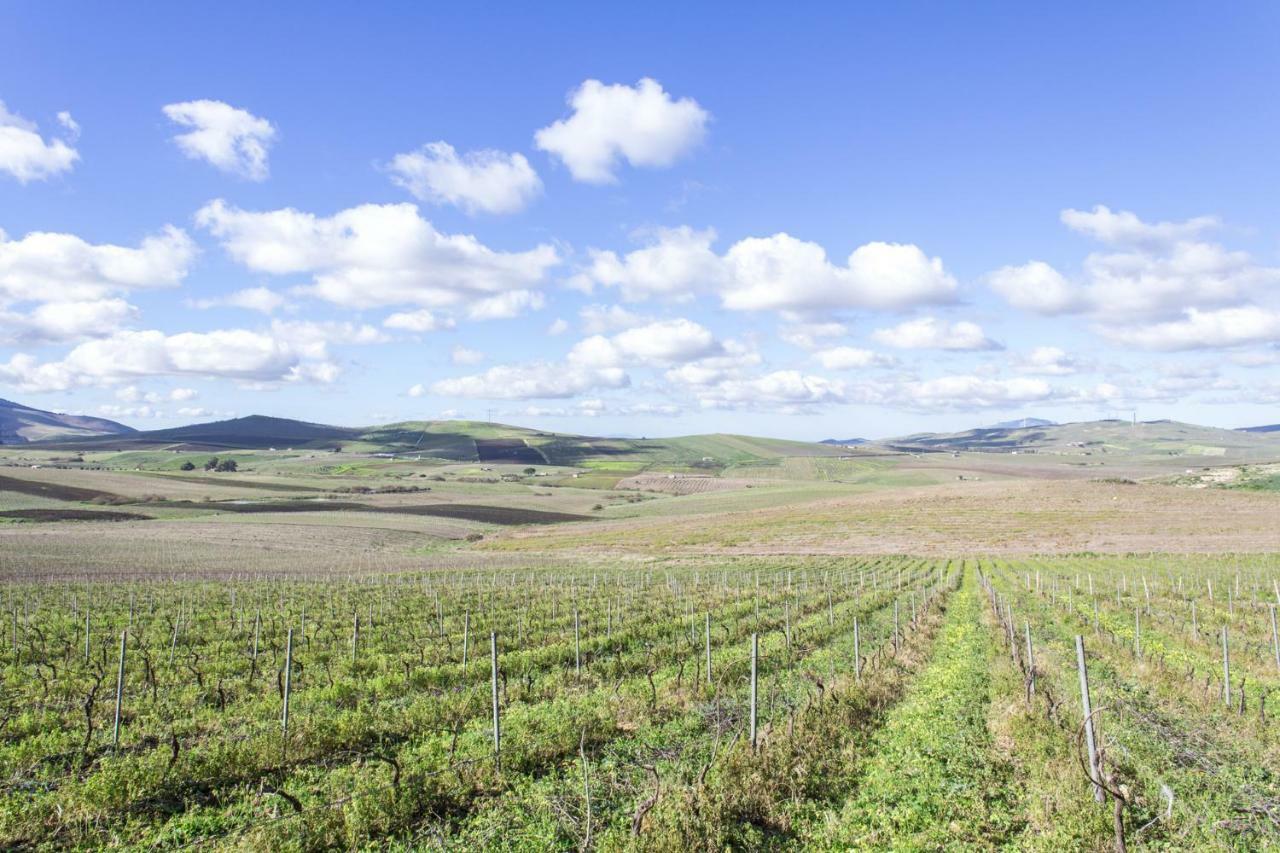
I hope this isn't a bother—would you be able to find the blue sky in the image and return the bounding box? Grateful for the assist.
[2,2,1280,439]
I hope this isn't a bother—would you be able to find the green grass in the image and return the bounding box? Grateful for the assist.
[1231,472,1280,492]
[809,572,1023,849]
[0,557,942,849]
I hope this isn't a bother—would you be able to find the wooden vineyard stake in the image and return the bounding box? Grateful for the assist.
[1024,621,1035,701]
[112,630,127,748]
[749,633,759,750]
[1223,627,1231,707]
[282,628,293,756]
[1271,605,1280,671]
[491,632,501,771]
[1075,636,1104,803]
[706,612,716,686]
[854,616,861,683]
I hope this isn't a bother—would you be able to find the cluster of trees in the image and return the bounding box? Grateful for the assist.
[178,457,237,472]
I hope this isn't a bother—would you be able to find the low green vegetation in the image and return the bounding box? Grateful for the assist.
[809,574,1021,848]
[0,557,947,848]
[5,554,1279,848]
[3,416,1280,849]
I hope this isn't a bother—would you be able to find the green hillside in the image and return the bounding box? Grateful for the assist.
[19,411,849,475]
[885,419,1280,463]
[351,425,848,470]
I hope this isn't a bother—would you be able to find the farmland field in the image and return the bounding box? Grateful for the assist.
[8,553,1280,849]
[2,427,1280,850]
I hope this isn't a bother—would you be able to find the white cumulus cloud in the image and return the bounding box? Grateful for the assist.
[723,237,957,312]
[694,370,850,412]
[1101,306,1280,351]
[0,319,386,394]
[0,329,301,392]
[569,318,721,367]
[872,317,1001,351]
[0,225,196,303]
[986,261,1084,315]
[579,228,957,312]
[576,226,721,300]
[163,100,276,181]
[535,78,709,183]
[780,321,848,351]
[191,286,287,314]
[383,309,455,333]
[196,200,559,314]
[890,375,1053,411]
[431,362,628,400]
[987,207,1280,331]
[578,303,652,334]
[0,100,79,182]
[1015,346,1084,376]
[1060,205,1218,247]
[812,346,896,370]
[466,289,545,320]
[389,141,541,215]
[0,298,135,345]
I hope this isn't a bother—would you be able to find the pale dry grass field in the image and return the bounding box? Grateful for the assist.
[4,449,1279,588]
[0,518,590,580]
[484,478,1280,556]
[615,472,755,495]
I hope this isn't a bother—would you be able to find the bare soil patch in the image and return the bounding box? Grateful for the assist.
[616,473,754,495]
[380,503,590,524]
[136,472,325,492]
[143,498,592,525]
[0,508,150,522]
[0,473,121,502]
[474,438,545,464]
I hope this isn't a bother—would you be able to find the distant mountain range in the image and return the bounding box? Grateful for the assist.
[0,398,134,444]
[5,400,846,469]
[3,397,1280,463]
[884,418,1280,456]
[988,417,1056,429]
[75,414,362,450]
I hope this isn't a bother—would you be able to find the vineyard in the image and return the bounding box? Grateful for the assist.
[2,555,1278,849]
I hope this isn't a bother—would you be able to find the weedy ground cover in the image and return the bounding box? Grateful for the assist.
[3,554,1278,850]
[1,557,949,848]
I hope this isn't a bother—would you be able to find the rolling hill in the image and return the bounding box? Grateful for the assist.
[0,398,135,444]
[16,399,1280,476]
[22,406,848,471]
[989,417,1055,429]
[884,418,1280,461]
[34,414,359,451]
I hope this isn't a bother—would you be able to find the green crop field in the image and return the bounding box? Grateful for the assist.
[6,554,1280,849]
[3,421,1280,850]
[1,557,951,848]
